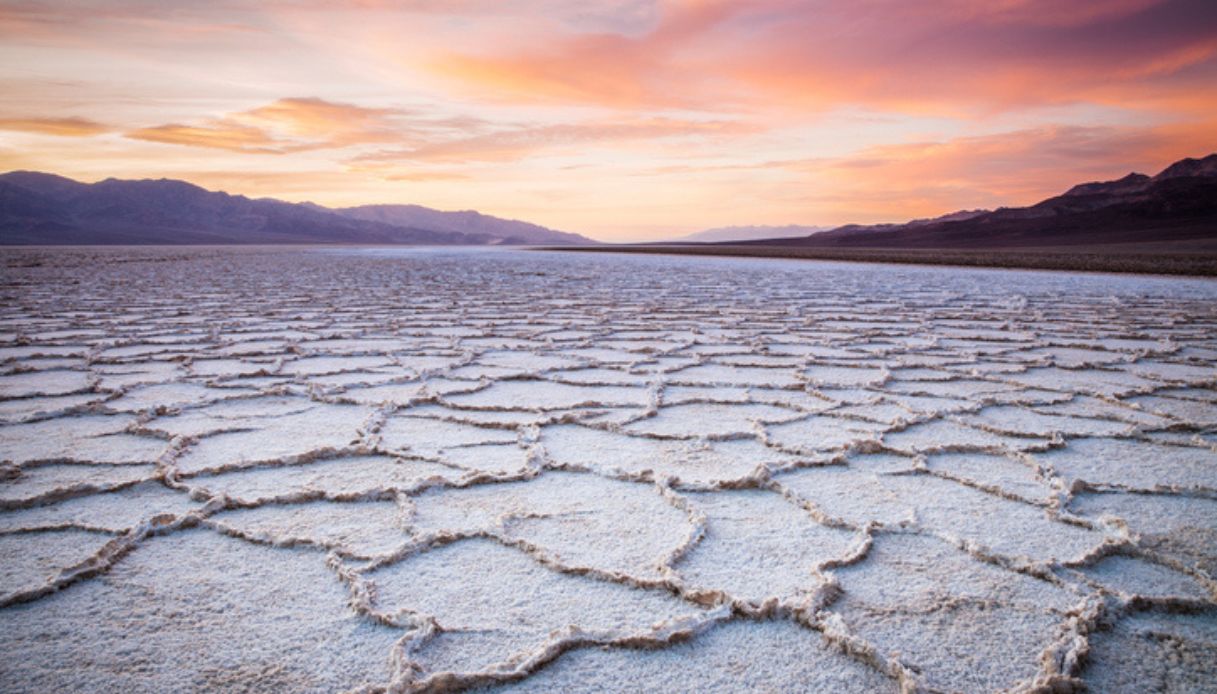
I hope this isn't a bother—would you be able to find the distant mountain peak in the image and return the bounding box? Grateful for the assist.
[1154,153,1217,181]
[1063,172,1151,198]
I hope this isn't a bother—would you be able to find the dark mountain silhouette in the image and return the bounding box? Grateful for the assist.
[0,172,595,245]
[741,153,1217,250]
[337,204,589,246]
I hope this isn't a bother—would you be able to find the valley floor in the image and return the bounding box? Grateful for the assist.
[1,246,1215,693]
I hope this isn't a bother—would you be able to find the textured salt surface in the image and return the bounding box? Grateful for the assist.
[1,246,1216,693]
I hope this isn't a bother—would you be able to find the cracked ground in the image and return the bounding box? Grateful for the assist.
[1,246,1215,693]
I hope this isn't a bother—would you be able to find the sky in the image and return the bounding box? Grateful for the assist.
[1,0,1215,241]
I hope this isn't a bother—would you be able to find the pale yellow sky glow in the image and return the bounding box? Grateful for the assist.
[1,0,1215,240]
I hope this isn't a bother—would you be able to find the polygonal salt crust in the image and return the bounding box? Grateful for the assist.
[211,500,407,559]
[0,528,116,600]
[833,533,1078,613]
[379,415,518,455]
[623,402,802,439]
[173,404,371,475]
[188,358,270,378]
[887,378,1019,399]
[675,489,856,604]
[0,480,198,532]
[845,453,919,474]
[403,404,549,428]
[832,402,915,425]
[216,339,289,356]
[408,471,691,578]
[96,342,207,360]
[541,425,798,487]
[3,357,88,374]
[5,244,1217,691]
[304,369,404,389]
[445,365,529,381]
[1068,492,1217,575]
[1080,610,1217,693]
[777,468,1107,562]
[0,393,106,423]
[803,365,889,388]
[829,533,1081,692]
[833,588,1066,692]
[336,381,428,405]
[1021,346,1130,367]
[1124,393,1217,427]
[0,529,403,692]
[445,380,650,411]
[279,355,395,376]
[0,345,88,359]
[962,405,1131,437]
[0,464,157,507]
[2,414,162,464]
[548,368,650,386]
[764,415,887,453]
[0,369,91,398]
[878,392,974,415]
[365,538,706,675]
[106,382,249,413]
[476,351,585,372]
[716,354,806,368]
[565,347,643,364]
[1003,367,1161,398]
[1036,438,1217,492]
[632,355,701,373]
[664,364,803,388]
[92,361,185,390]
[924,452,1056,503]
[660,385,752,405]
[1035,395,1174,428]
[186,455,458,503]
[434,443,532,475]
[1072,555,1211,601]
[1124,360,1217,385]
[482,619,898,693]
[881,419,1046,454]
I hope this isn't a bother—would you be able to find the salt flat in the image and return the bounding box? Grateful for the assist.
[1,246,1215,693]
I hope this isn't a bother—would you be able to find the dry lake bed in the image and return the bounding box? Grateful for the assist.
[1,246,1215,693]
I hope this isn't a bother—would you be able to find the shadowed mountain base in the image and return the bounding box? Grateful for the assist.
[540,242,1217,277]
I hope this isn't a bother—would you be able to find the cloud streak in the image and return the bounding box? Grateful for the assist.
[0,116,110,136]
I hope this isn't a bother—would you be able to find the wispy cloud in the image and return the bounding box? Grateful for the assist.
[357,116,760,163]
[0,116,110,136]
[125,97,413,153]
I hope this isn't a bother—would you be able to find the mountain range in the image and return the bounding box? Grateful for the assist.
[4,154,1215,249]
[735,154,1217,250]
[0,172,594,246]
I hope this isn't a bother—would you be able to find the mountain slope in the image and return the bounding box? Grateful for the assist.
[743,154,1217,250]
[0,172,594,246]
[673,225,829,243]
[337,204,592,245]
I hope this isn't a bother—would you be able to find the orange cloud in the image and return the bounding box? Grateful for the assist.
[429,0,1217,115]
[125,97,416,153]
[127,122,286,154]
[0,116,110,137]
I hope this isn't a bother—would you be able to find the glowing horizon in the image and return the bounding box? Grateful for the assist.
[1,0,1215,241]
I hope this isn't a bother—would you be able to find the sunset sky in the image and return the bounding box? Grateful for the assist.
[1,0,1215,240]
